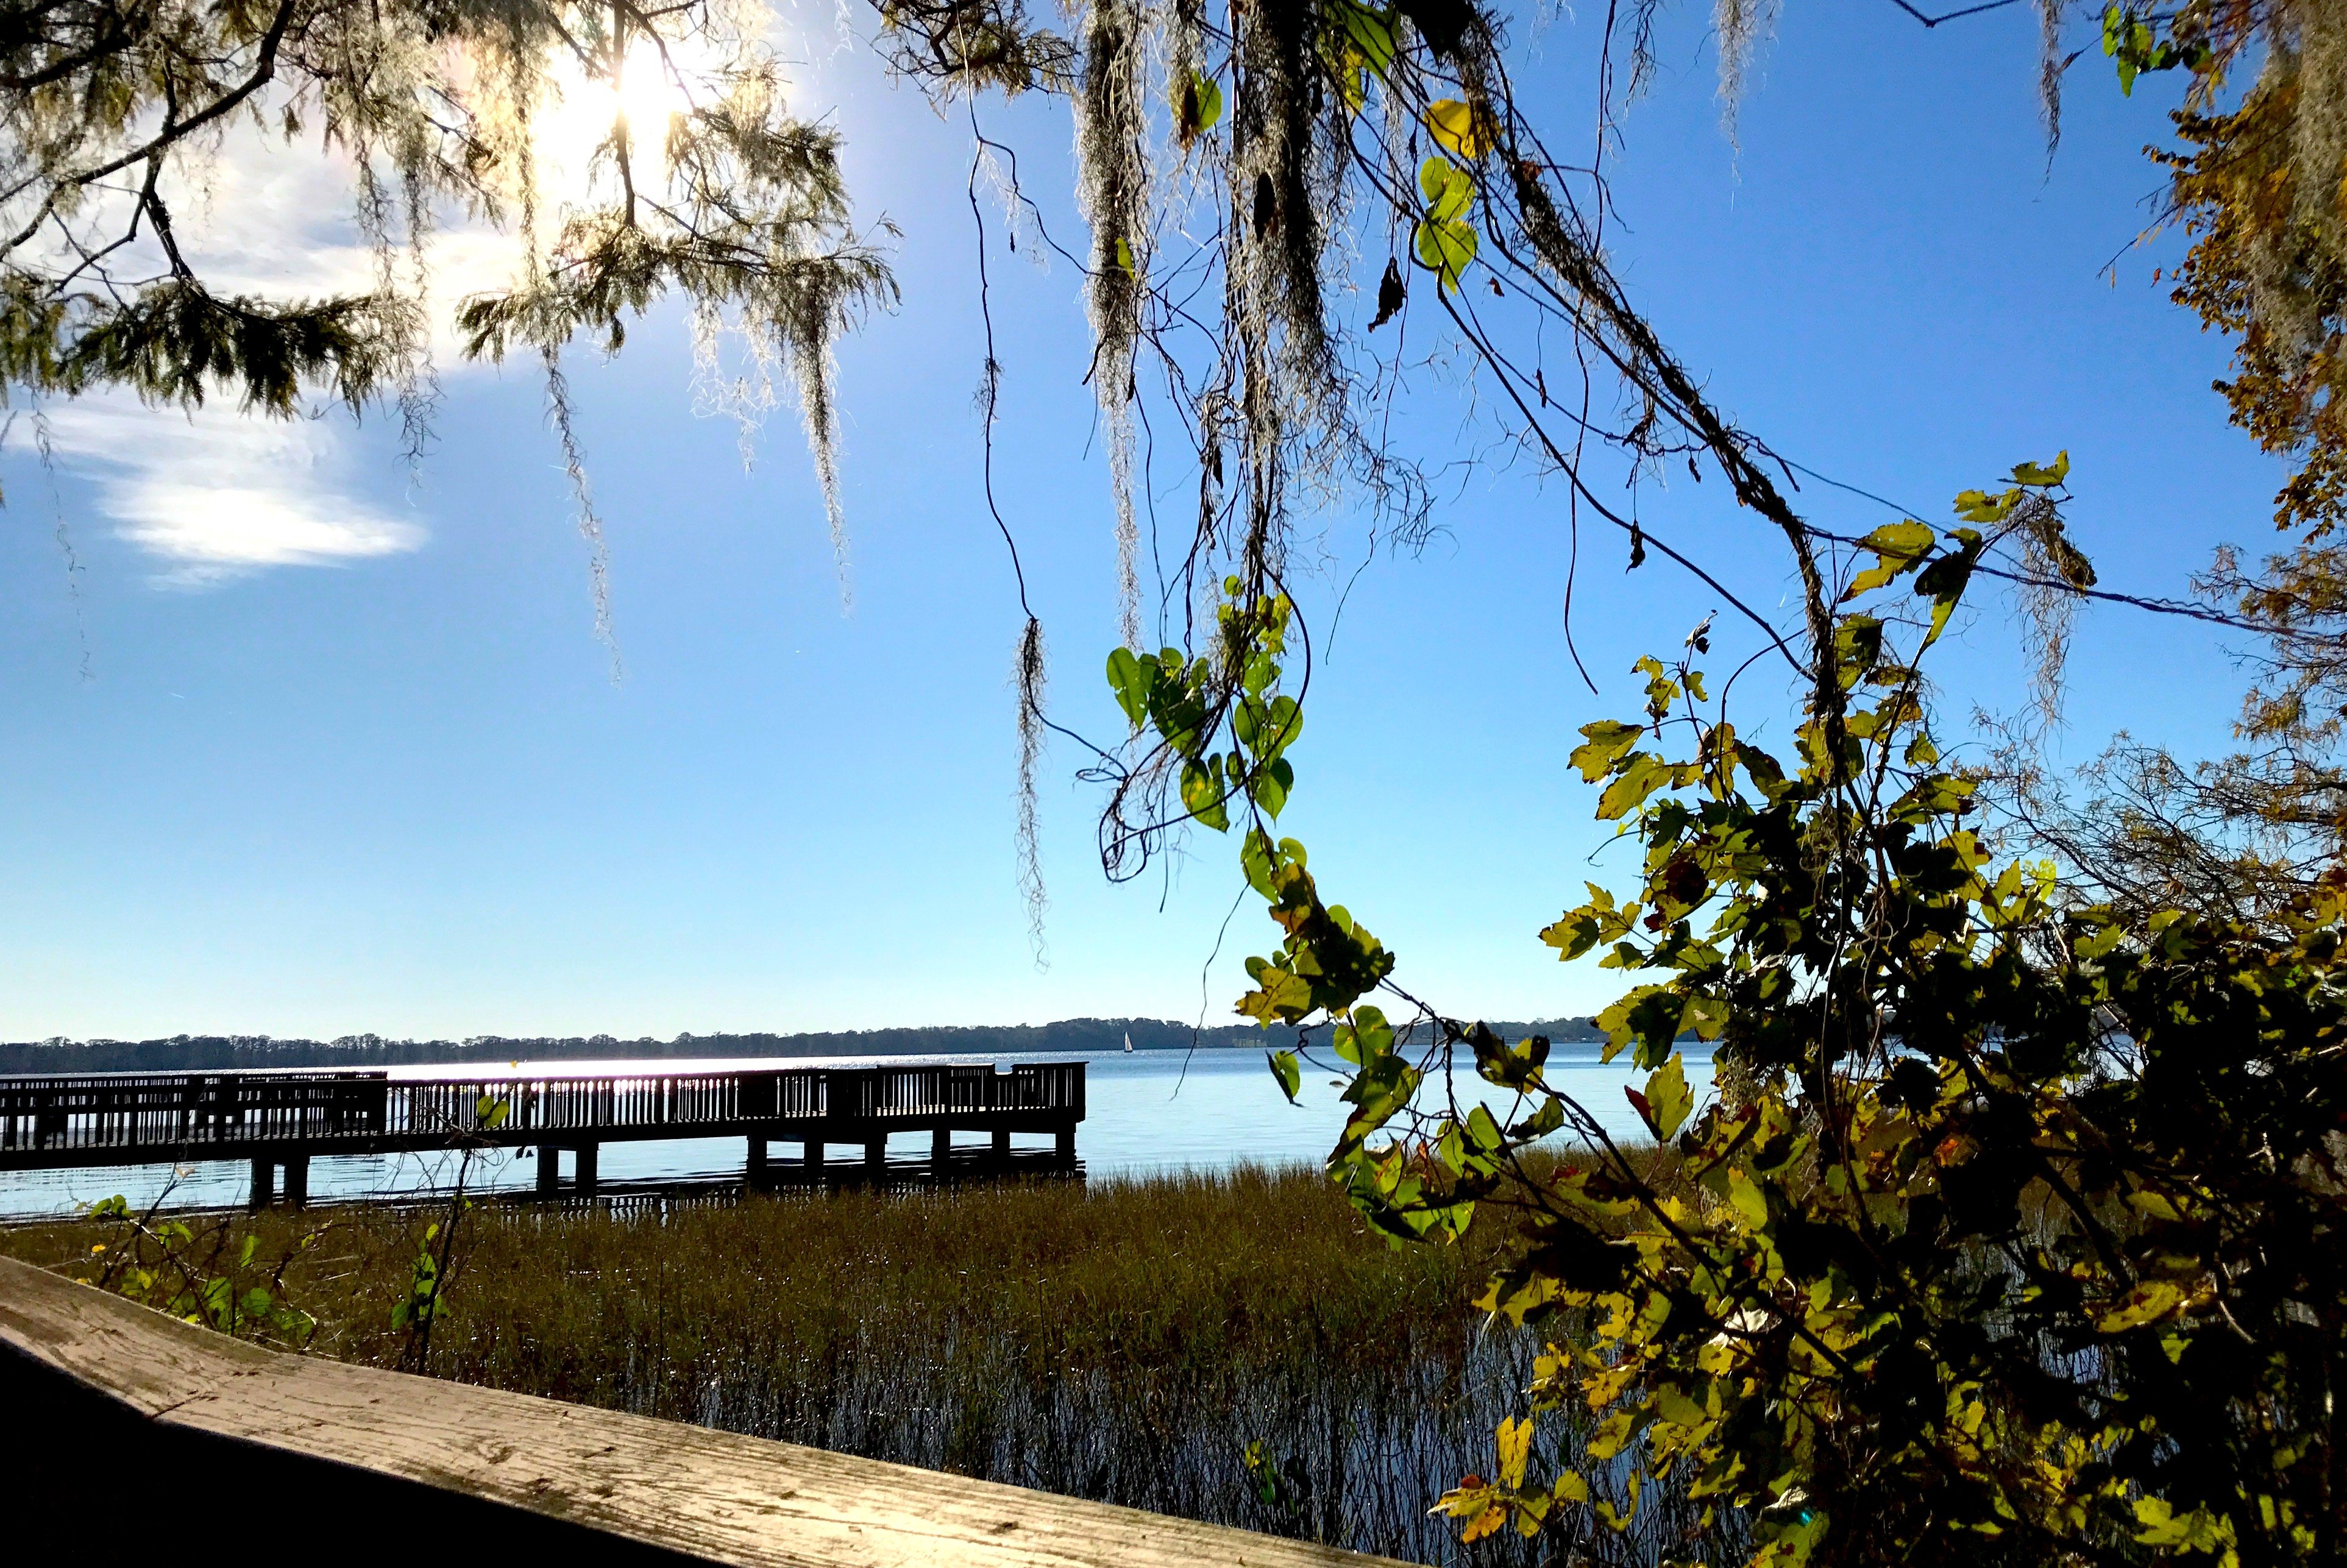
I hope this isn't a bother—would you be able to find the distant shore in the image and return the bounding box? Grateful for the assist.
[0,1015,1607,1075]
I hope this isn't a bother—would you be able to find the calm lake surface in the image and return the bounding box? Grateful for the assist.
[0,1043,1714,1218]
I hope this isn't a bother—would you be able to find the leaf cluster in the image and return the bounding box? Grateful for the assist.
[76,1192,320,1347]
[1140,469,2347,1566]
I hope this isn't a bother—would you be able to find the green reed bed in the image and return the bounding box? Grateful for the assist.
[3,1164,1730,1566]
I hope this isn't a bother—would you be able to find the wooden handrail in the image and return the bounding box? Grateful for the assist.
[0,1256,1417,1568]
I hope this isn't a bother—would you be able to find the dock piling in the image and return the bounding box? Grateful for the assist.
[575,1143,598,1197]
[247,1157,274,1211]
[747,1137,769,1191]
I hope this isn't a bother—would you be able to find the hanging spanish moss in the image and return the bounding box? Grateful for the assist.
[542,345,623,681]
[2223,0,2347,375]
[692,300,778,470]
[1073,0,1151,648]
[2036,0,2063,161]
[1711,0,1779,153]
[350,152,438,474]
[30,406,91,683]
[1230,0,1341,445]
[789,292,857,614]
[449,41,893,626]
[1014,614,1051,965]
[1167,0,1209,147]
[2010,490,2097,732]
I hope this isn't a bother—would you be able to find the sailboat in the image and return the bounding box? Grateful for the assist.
[1123,1032,1134,1053]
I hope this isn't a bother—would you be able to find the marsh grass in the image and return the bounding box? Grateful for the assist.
[3,1162,1733,1566]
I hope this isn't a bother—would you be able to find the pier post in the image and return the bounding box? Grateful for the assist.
[1054,1126,1075,1163]
[992,1128,1010,1165]
[805,1140,826,1177]
[575,1143,598,1197]
[864,1137,886,1178]
[746,1138,768,1192]
[248,1158,275,1211]
[931,1127,951,1182]
[536,1148,559,1198]
[283,1156,309,1210]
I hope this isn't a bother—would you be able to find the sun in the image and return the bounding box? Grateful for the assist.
[612,40,696,139]
[535,35,712,185]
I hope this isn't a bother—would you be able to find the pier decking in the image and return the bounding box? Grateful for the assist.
[0,1062,1085,1205]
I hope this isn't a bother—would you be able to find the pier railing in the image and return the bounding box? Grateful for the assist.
[0,1072,391,1154]
[0,1060,1085,1161]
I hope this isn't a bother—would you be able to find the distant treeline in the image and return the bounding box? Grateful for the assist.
[0,1015,1607,1075]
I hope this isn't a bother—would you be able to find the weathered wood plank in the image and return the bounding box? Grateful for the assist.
[0,1256,1421,1568]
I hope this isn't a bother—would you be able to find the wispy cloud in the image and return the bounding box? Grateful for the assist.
[24,134,537,588]
[38,401,426,588]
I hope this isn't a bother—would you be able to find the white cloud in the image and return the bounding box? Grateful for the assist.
[170,136,530,366]
[20,137,500,587]
[17,77,684,589]
[38,401,426,587]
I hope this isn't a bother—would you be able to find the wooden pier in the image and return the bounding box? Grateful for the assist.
[0,1061,1084,1206]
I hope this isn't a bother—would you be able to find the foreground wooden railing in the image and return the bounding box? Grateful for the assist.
[0,1255,1418,1568]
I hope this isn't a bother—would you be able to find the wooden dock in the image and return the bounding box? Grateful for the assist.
[0,1061,1085,1206]
[0,1254,1419,1567]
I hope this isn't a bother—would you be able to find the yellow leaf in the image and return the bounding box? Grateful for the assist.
[1461,1506,1506,1542]
[1582,1359,1638,1410]
[1426,98,1493,158]
[1952,486,2016,524]
[1586,1408,1639,1460]
[1497,1414,1533,1489]
[1841,519,1937,600]
[1652,1382,1707,1429]
[1595,751,1675,820]
[2010,450,2070,486]
[2098,1279,2184,1333]
[1726,1169,1769,1228]
[1430,1483,1497,1519]
[1641,1055,1693,1140]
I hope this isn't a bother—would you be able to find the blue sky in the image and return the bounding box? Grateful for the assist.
[0,2,2284,1041]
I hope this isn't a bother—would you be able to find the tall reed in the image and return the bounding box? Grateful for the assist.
[3,1164,1733,1566]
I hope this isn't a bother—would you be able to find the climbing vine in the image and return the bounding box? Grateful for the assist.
[1122,459,2347,1565]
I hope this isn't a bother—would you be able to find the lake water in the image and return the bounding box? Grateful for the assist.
[0,1044,1714,1219]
